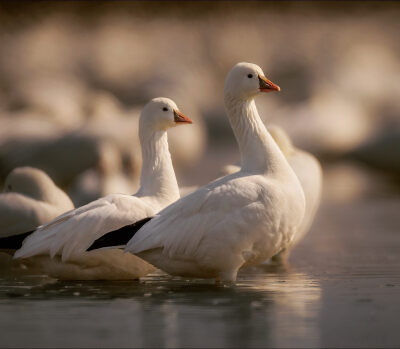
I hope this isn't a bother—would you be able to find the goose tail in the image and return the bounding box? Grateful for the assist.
[87,217,153,251]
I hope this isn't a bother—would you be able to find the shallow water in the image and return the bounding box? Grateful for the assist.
[1,196,399,348]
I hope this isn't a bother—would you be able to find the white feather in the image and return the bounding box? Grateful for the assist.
[15,194,153,261]
[223,125,323,256]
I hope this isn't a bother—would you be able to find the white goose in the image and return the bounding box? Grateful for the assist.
[12,98,193,280]
[222,125,322,262]
[90,63,306,282]
[69,141,138,206]
[0,167,74,238]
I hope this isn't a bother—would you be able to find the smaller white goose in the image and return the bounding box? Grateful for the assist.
[222,125,322,261]
[12,98,193,280]
[0,167,74,238]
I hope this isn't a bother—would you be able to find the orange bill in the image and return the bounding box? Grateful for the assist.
[174,110,193,124]
[259,75,281,92]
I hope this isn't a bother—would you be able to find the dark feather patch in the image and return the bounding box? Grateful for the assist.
[87,217,153,251]
[0,230,34,250]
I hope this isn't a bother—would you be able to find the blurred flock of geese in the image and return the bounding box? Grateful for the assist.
[0,8,399,283]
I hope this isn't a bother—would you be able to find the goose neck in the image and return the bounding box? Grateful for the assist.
[224,95,289,174]
[136,127,180,205]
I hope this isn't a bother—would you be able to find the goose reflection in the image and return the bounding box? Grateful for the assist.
[0,268,321,348]
[238,266,321,348]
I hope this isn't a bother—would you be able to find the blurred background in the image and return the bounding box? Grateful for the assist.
[1,2,400,348]
[0,1,399,205]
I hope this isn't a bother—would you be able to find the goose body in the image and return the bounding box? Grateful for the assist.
[12,98,193,280]
[223,125,322,260]
[0,167,74,238]
[118,63,305,282]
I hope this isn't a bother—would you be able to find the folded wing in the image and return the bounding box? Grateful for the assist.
[126,174,272,262]
[15,194,154,262]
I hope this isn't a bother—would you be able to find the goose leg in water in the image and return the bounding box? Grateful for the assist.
[217,269,239,284]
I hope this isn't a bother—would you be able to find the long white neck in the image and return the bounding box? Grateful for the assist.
[135,125,180,207]
[224,95,292,175]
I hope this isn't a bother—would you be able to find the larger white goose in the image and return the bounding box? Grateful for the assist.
[12,98,193,280]
[89,63,305,282]
[222,125,323,262]
[0,167,74,238]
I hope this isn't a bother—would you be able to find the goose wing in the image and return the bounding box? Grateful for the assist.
[15,194,154,262]
[126,174,275,263]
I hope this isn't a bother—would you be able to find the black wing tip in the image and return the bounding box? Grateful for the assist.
[87,216,153,252]
[0,230,34,251]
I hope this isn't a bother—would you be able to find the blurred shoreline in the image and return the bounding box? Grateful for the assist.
[0,0,399,199]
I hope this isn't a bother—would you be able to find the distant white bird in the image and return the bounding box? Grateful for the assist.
[89,62,305,283]
[12,98,193,280]
[69,141,138,206]
[222,125,322,262]
[0,167,74,238]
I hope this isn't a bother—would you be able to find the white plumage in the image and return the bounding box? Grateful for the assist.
[13,97,193,280]
[272,127,322,254]
[16,194,154,262]
[125,63,306,282]
[0,167,74,237]
[222,125,322,261]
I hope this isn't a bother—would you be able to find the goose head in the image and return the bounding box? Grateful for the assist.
[3,167,56,200]
[224,62,280,100]
[140,97,193,132]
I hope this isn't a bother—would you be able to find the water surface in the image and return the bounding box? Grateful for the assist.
[0,196,399,348]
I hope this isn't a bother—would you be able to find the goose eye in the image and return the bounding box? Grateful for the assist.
[7,185,12,191]
[162,107,168,112]
[247,74,253,78]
